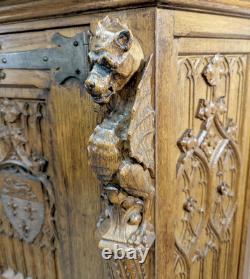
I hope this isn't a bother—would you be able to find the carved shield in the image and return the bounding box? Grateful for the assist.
[0,173,45,243]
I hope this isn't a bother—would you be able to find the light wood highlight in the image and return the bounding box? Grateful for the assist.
[174,10,250,39]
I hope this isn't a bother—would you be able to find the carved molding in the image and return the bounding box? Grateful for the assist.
[174,54,241,278]
[85,17,155,278]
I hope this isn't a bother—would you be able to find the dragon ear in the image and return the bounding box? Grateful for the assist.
[115,30,133,52]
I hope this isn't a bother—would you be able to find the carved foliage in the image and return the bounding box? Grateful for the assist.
[203,54,224,86]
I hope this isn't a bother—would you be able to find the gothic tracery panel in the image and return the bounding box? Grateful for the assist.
[174,54,245,278]
[0,96,56,278]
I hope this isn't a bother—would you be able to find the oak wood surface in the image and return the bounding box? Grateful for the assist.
[156,8,250,279]
[0,0,154,24]
[0,26,92,279]
[174,10,250,39]
[241,168,250,279]
[0,3,249,279]
[155,9,178,279]
[159,0,250,17]
[0,8,156,279]
[1,0,250,24]
[177,38,250,54]
[1,5,250,38]
[238,54,250,279]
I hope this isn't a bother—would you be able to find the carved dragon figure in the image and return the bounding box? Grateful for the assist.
[85,16,155,274]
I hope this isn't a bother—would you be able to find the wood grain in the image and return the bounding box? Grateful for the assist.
[174,10,250,39]
[177,38,250,54]
[238,53,250,279]
[0,3,249,279]
[48,81,104,279]
[159,0,250,17]
[0,0,154,24]
[1,0,250,24]
[0,25,101,279]
[156,8,250,279]
[155,9,178,279]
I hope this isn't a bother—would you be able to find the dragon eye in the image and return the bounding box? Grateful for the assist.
[113,73,122,80]
[101,57,112,69]
[100,55,118,70]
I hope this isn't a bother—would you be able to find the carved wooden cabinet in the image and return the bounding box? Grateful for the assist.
[0,1,250,279]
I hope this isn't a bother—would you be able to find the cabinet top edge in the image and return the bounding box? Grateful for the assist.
[159,0,250,18]
[0,0,250,24]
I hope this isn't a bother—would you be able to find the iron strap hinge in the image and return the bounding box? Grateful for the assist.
[0,32,89,84]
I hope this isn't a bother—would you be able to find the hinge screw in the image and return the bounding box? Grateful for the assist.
[43,56,48,62]
[73,41,79,47]
[2,58,7,64]
[75,69,81,75]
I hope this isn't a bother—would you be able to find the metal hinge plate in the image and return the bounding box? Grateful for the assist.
[0,32,89,84]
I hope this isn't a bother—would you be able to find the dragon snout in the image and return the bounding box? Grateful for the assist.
[85,78,96,94]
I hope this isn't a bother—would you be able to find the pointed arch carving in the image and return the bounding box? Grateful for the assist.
[174,54,242,278]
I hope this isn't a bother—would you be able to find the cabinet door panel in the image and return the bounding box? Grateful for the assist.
[173,39,250,279]
[0,26,105,279]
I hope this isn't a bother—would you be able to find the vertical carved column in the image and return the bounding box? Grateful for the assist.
[85,17,155,278]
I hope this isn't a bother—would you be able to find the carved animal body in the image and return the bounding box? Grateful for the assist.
[85,17,155,257]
